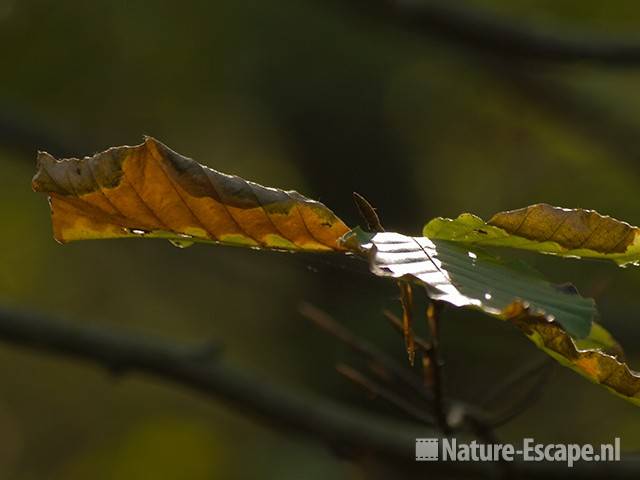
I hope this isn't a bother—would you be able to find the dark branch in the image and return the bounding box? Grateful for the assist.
[0,306,639,478]
[0,306,426,461]
[341,0,640,66]
[301,302,437,406]
[481,356,553,408]
[425,300,449,432]
[308,303,547,435]
[336,363,435,425]
[383,309,432,352]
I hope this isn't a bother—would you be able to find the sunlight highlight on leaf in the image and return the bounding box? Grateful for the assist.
[354,231,640,407]
[355,231,596,338]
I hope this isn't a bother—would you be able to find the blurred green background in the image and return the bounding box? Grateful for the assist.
[1,0,639,478]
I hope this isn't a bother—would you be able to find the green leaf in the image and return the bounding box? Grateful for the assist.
[358,231,596,338]
[423,203,640,266]
[358,231,640,406]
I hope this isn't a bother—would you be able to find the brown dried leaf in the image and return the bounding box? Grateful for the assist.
[32,137,350,252]
[506,302,640,406]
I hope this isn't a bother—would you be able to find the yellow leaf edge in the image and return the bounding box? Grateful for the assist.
[504,301,640,407]
[423,204,640,266]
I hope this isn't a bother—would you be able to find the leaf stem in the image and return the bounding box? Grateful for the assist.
[398,281,416,365]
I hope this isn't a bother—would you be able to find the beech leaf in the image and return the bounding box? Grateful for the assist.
[353,231,640,405]
[424,203,640,266]
[32,137,350,252]
[352,231,596,338]
[506,302,640,406]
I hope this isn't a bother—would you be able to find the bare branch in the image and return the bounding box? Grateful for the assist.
[0,306,424,462]
[341,0,640,66]
[383,309,432,352]
[337,363,435,425]
[301,302,434,404]
[425,300,449,432]
[0,306,639,477]
[481,356,553,408]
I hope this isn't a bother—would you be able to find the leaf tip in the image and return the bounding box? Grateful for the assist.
[32,150,57,192]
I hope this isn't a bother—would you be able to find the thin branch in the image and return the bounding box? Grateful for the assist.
[337,363,435,425]
[300,302,433,404]
[481,356,553,408]
[425,300,449,433]
[1,306,639,477]
[0,306,424,462]
[383,309,432,352]
[341,0,640,66]
[303,303,495,432]
[398,281,416,364]
[489,362,555,429]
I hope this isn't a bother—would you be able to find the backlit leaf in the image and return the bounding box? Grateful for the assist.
[506,302,640,406]
[353,231,640,406]
[424,203,640,266]
[353,231,596,338]
[32,137,350,252]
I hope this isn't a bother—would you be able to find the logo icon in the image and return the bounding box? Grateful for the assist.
[416,438,439,461]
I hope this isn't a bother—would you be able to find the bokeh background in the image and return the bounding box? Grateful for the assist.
[1,0,640,478]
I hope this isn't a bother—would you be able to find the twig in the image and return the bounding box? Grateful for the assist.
[383,309,432,352]
[337,363,435,425]
[425,300,449,433]
[482,356,553,408]
[0,306,639,477]
[0,306,425,461]
[300,302,433,404]
[303,303,497,428]
[305,303,494,432]
[489,362,555,428]
[398,281,416,365]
